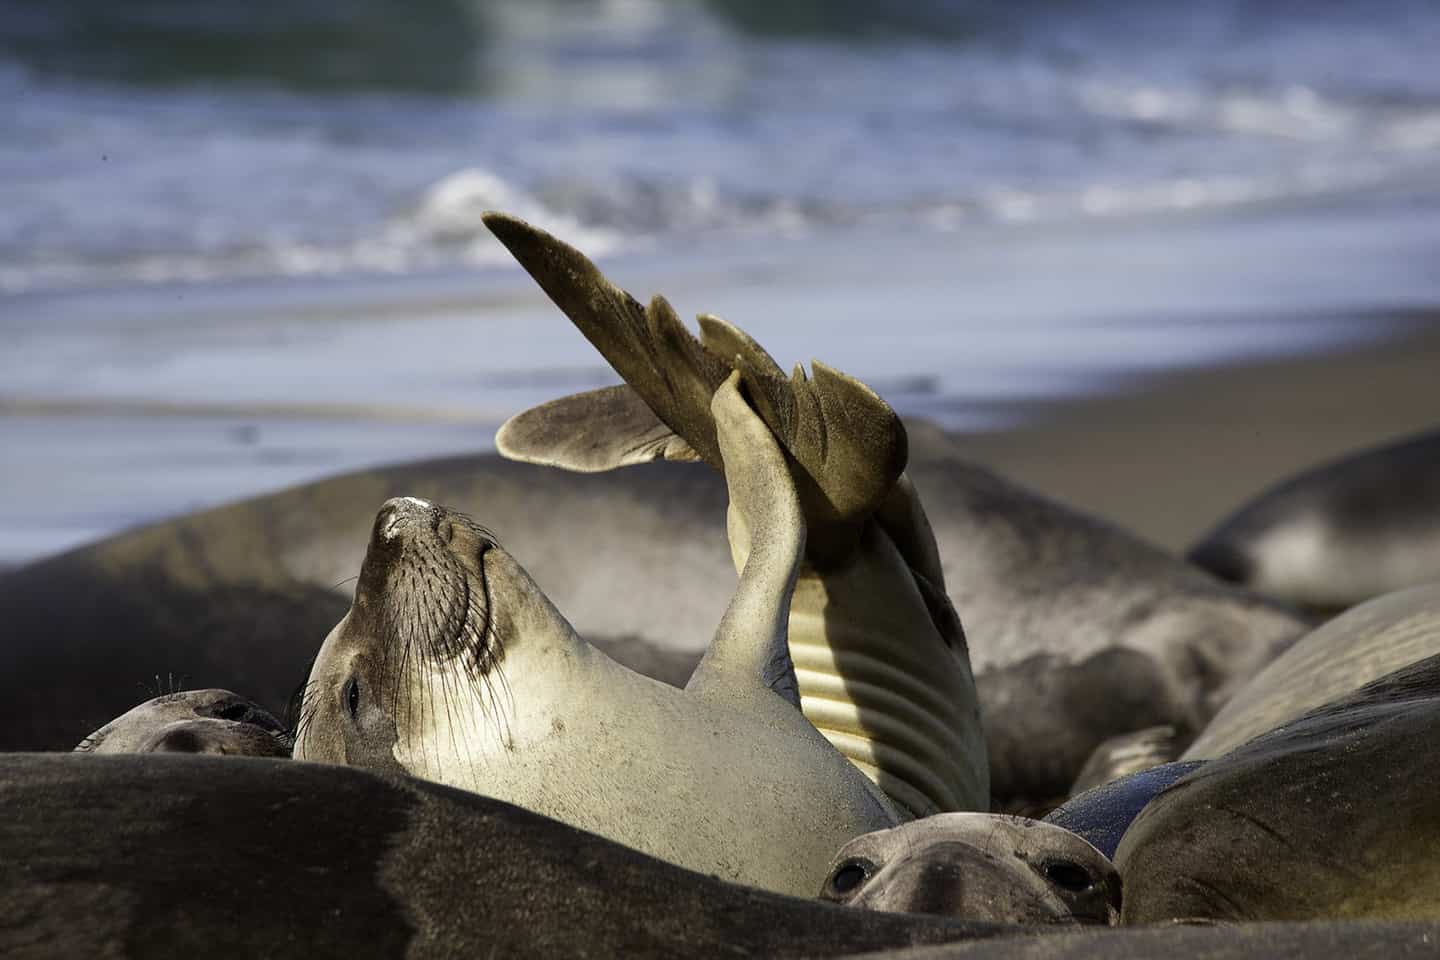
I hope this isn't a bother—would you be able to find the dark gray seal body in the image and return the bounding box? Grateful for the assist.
[1189,426,1440,610]
[13,758,1429,960]
[1118,650,1440,922]
[74,688,290,757]
[0,753,1003,958]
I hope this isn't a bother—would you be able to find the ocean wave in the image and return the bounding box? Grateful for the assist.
[3,1,1440,294]
[5,146,1439,295]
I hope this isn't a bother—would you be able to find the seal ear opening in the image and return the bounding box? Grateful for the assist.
[497,385,702,473]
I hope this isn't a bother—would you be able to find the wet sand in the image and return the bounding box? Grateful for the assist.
[960,309,1440,553]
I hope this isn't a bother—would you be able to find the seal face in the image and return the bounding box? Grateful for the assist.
[294,378,901,897]
[819,812,1121,925]
[75,689,292,757]
[291,497,505,776]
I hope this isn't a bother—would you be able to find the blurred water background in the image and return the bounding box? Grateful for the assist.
[3,0,1440,563]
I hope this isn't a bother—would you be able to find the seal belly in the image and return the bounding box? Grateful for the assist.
[786,520,988,817]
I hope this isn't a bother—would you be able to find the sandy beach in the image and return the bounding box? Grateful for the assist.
[961,308,1440,553]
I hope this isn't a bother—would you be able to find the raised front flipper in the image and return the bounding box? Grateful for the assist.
[496,384,702,472]
[485,211,987,818]
[685,372,803,710]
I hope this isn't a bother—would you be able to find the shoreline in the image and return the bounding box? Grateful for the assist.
[3,312,1435,570]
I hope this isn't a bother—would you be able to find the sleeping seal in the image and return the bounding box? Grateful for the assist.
[820,813,1120,925]
[1118,650,1440,922]
[74,688,291,757]
[294,375,899,896]
[1189,426,1440,610]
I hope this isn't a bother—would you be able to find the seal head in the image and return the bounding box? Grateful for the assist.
[75,689,291,757]
[820,812,1121,924]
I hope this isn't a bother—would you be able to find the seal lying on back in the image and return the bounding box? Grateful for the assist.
[820,813,1121,925]
[74,688,291,757]
[1189,426,1440,610]
[295,377,898,897]
[482,210,1304,812]
[483,211,987,817]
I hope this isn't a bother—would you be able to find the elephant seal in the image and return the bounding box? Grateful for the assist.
[294,376,900,897]
[74,688,291,757]
[484,210,987,816]
[0,753,1008,958]
[1118,650,1440,922]
[819,813,1120,925]
[1189,426,1440,610]
[1184,582,1440,759]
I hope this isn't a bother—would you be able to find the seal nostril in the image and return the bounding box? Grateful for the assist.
[438,518,456,545]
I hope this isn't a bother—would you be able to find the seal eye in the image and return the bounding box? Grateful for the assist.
[216,702,252,723]
[829,859,872,896]
[346,678,360,721]
[1043,859,1093,892]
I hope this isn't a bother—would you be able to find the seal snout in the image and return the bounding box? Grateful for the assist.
[376,496,437,542]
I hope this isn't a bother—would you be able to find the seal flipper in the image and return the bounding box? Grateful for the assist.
[496,384,701,472]
[685,372,804,710]
[481,211,906,559]
[482,211,729,467]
